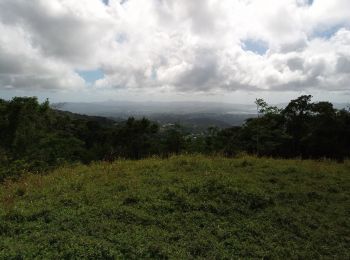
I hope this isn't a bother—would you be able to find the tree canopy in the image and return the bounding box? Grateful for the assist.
[0,95,349,180]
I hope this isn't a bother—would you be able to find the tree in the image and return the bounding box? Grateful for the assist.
[162,124,185,156]
[112,117,159,159]
[282,95,313,157]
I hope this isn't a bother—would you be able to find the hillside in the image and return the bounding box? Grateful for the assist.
[0,156,349,259]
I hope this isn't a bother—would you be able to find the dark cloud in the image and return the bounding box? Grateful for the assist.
[287,57,304,71]
[336,56,350,73]
[174,49,220,91]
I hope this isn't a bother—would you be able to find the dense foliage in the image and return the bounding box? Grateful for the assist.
[0,97,161,180]
[0,96,349,180]
[0,156,349,258]
[208,95,350,161]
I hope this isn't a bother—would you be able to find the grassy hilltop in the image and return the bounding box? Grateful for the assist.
[0,155,349,259]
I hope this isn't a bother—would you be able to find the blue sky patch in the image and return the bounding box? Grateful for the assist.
[102,0,109,5]
[151,67,157,80]
[313,25,345,39]
[77,69,104,84]
[116,33,128,44]
[242,39,268,55]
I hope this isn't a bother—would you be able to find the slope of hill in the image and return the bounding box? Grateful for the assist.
[54,109,119,126]
[0,155,349,258]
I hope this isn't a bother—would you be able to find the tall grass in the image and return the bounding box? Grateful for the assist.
[0,155,349,258]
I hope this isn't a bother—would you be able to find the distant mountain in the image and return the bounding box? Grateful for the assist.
[148,113,255,131]
[52,100,349,131]
[52,101,257,116]
[333,103,350,110]
[52,101,257,130]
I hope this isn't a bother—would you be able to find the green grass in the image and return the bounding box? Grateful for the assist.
[0,155,349,259]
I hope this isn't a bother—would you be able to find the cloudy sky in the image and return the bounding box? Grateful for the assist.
[0,0,350,104]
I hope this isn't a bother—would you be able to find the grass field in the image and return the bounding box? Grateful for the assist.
[0,155,349,259]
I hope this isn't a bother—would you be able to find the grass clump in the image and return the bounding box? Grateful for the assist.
[0,155,349,258]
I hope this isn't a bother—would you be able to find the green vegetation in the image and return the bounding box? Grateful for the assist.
[1,95,350,181]
[1,155,349,258]
[0,96,349,257]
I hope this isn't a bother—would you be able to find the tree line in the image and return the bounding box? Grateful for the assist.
[214,95,350,161]
[0,96,349,180]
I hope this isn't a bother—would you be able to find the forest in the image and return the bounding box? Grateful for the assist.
[0,95,350,180]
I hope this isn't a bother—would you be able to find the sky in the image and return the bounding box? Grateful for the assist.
[0,0,350,104]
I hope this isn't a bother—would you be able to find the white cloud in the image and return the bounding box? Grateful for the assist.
[0,22,85,90]
[0,0,349,97]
